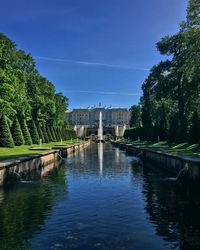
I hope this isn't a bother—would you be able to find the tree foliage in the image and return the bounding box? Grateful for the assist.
[127,0,200,143]
[0,33,75,147]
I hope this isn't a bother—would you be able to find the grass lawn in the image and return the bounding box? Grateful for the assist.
[0,139,81,162]
[120,139,200,159]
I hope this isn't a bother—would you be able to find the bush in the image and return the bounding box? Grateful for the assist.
[20,119,32,145]
[11,117,25,146]
[29,120,40,144]
[0,115,14,148]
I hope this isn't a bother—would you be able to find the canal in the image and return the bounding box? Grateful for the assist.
[0,143,200,249]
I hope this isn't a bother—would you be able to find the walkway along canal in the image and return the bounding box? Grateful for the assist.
[0,142,200,249]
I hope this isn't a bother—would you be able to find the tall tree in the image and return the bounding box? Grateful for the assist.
[129,105,141,128]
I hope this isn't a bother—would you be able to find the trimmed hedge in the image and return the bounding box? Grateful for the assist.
[21,119,32,145]
[46,126,53,142]
[41,121,49,143]
[37,123,45,143]
[11,117,25,146]
[50,127,57,142]
[0,115,14,148]
[29,120,40,144]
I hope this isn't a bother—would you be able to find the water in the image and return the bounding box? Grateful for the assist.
[0,143,200,250]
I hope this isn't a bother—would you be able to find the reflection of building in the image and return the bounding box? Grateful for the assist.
[65,104,130,138]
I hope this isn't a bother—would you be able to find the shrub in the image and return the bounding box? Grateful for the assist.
[0,115,14,148]
[11,117,25,146]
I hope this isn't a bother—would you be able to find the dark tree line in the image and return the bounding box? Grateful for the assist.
[0,33,76,147]
[126,0,200,143]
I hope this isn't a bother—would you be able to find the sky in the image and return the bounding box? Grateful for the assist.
[0,0,188,109]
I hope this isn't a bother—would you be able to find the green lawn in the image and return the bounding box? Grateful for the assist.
[0,139,81,162]
[119,139,200,159]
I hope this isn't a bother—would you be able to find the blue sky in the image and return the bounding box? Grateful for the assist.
[0,0,187,109]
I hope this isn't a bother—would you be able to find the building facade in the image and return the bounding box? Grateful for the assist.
[65,105,130,138]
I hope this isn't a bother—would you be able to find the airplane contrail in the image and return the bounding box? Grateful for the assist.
[65,90,140,96]
[34,56,150,71]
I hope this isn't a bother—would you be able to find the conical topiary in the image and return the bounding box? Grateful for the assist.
[50,127,57,142]
[47,126,53,142]
[55,128,61,141]
[20,119,32,145]
[41,121,49,143]
[58,128,63,141]
[0,115,14,148]
[37,123,45,143]
[29,120,40,144]
[11,117,25,146]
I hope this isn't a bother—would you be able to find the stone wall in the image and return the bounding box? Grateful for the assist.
[0,141,90,186]
[112,141,200,182]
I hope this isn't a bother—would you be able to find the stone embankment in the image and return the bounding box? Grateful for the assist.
[0,141,90,186]
[112,141,200,183]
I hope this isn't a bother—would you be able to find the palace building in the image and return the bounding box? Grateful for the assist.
[65,104,130,138]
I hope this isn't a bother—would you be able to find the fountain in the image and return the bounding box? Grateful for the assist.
[97,112,104,142]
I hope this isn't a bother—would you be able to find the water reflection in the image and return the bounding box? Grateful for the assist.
[131,161,200,249]
[0,144,199,250]
[98,143,103,175]
[0,165,68,250]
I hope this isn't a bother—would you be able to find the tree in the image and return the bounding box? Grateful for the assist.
[11,117,24,146]
[0,115,14,147]
[167,114,179,143]
[0,33,69,131]
[29,120,40,144]
[129,105,141,128]
[50,127,57,142]
[20,119,32,145]
[186,0,200,28]
[131,0,200,144]
[37,123,45,143]
[188,112,200,143]
[41,121,49,143]
[46,126,53,142]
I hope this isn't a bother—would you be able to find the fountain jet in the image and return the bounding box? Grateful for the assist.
[98,112,104,142]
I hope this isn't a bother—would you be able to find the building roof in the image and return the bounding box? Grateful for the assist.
[70,105,129,112]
